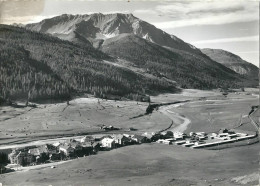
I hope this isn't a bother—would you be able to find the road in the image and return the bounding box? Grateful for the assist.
[158,102,191,132]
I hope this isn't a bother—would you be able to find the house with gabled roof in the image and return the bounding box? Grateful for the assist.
[112,134,132,146]
[100,136,115,149]
[59,144,75,156]
[80,136,94,143]
[131,134,148,143]
[70,141,83,151]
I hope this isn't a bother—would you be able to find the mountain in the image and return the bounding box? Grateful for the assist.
[0,24,177,102]
[100,33,247,89]
[201,48,259,78]
[25,13,255,88]
[25,13,201,54]
[2,14,257,102]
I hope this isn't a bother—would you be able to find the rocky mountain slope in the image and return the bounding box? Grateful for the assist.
[26,13,200,54]
[201,48,258,79]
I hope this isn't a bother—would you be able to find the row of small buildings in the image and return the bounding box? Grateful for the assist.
[8,128,256,167]
[8,138,100,166]
[7,131,170,166]
[156,129,258,149]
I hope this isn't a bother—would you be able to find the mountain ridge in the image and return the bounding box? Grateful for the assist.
[201,48,258,78]
[99,33,248,89]
[25,13,201,54]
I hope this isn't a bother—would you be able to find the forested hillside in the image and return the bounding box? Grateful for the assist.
[201,48,259,82]
[0,42,70,101]
[101,34,247,89]
[0,25,177,102]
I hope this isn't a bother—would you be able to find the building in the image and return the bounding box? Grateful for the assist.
[8,150,20,164]
[92,142,101,153]
[59,144,75,156]
[157,139,172,145]
[80,136,94,143]
[100,136,115,149]
[131,134,148,143]
[112,134,131,146]
[174,132,185,138]
[28,148,41,156]
[38,144,58,154]
[12,151,35,166]
[70,141,83,151]
[53,142,61,147]
[142,132,154,141]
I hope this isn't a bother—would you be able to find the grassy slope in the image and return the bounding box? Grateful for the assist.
[1,143,258,186]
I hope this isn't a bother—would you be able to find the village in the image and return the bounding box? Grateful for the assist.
[1,127,257,171]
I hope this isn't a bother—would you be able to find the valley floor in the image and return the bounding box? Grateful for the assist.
[0,88,259,185]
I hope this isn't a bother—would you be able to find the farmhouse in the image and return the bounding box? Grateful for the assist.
[70,141,83,151]
[131,134,148,143]
[59,144,75,156]
[100,136,116,149]
[10,151,35,166]
[113,134,132,146]
[38,144,58,154]
[80,136,94,143]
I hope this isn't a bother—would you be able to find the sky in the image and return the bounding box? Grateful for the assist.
[0,0,259,67]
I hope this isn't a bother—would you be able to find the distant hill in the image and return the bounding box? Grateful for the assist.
[0,25,177,102]
[201,48,259,81]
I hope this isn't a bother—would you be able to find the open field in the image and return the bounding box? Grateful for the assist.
[0,88,259,185]
[1,143,259,186]
[0,97,172,145]
[0,89,257,146]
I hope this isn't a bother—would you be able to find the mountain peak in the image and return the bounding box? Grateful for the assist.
[26,13,201,54]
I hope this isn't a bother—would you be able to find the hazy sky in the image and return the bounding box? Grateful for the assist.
[0,0,259,66]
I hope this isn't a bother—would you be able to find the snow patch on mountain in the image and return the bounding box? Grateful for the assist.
[26,13,202,54]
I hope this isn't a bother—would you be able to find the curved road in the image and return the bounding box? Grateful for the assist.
[158,103,191,133]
